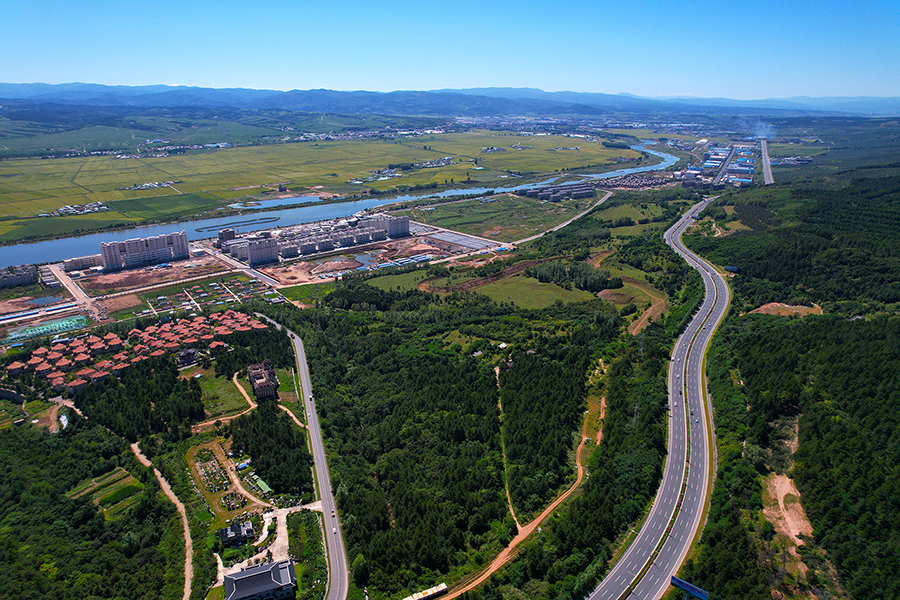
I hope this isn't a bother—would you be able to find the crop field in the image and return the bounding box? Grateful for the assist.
[0,132,641,226]
[67,466,146,520]
[476,275,596,308]
[133,274,279,317]
[394,193,596,243]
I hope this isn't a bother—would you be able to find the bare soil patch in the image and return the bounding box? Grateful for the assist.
[598,290,636,304]
[0,292,72,316]
[78,256,230,295]
[750,302,823,317]
[97,294,143,313]
[764,473,814,577]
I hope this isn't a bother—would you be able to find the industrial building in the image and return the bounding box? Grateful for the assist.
[100,231,189,271]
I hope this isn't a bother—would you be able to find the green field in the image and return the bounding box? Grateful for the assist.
[278,281,336,303]
[475,275,596,308]
[0,131,643,243]
[67,466,146,520]
[181,367,251,420]
[365,269,430,292]
[393,193,596,243]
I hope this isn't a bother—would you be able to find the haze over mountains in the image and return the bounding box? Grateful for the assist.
[1,82,899,117]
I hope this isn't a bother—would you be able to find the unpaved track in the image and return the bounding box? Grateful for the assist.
[627,278,667,336]
[131,443,193,600]
[191,372,257,433]
[446,414,593,599]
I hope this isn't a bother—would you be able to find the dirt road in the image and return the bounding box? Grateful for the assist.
[446,415,593,599]
[627,279,667,336]
[130,443,193,600]
[191,373,257,433]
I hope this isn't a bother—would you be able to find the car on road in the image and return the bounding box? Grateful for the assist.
[332,527,337,534]
[695,418,699,423]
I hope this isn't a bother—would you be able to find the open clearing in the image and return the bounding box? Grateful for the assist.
[392,193,596,243]
[750,302,823,317]
[77,255,231,296]
[476,275,595,309]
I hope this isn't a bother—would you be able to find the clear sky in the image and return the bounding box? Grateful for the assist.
[1,0,898,99]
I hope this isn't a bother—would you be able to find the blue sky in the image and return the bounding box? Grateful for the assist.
[1,0,898,98]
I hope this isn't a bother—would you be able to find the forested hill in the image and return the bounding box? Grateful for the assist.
[684,314,900,600]
[251,283,624,597]
[687,176,900,307]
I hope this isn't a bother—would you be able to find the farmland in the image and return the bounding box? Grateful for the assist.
[67,466,146,520]
[0,131,645,243]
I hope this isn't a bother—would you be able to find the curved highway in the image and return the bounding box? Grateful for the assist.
[256,314,349,600]
[587,198,729,600]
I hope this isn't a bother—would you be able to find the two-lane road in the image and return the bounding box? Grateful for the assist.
[256,314,349,600]
[587,198,729,600]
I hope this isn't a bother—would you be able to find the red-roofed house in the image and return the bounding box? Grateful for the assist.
[150,350,165,358]
[7,361,26,376]
[51,378,66,393]
[33,347,49,357]
[90,371,110,384]
[112,363,129,376]
[75,368,96,379]
[35,363,53,377]
[74,353,91,365]
[56,358,73,372]
[46,351,64,362]
[51,343,67,352]
[67,379,89,393]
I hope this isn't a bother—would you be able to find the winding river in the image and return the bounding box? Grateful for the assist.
[0,144,677,268]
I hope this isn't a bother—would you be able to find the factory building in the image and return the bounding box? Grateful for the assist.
[100,231,189,271]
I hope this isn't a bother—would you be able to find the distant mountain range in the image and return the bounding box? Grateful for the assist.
[1,82,898,117]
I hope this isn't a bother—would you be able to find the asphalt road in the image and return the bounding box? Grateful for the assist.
[256,314,349,600]
[587,198,729,600]
[760,140,774,185]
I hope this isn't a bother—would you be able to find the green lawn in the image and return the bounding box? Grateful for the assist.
[366,269,430,292]
[393,193,596,243]
[278,281,336,303]
[476,275,596,309]
[182,367,252,419]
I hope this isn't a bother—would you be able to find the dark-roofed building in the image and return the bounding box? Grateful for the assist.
[224,559,297,600]
[248,359,278,400]
[219,520,255,546]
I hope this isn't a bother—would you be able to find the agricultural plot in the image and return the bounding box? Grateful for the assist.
[131,274,277,317]
[67,466,145,520]
[0,132,642,226]
[393,193,596,243]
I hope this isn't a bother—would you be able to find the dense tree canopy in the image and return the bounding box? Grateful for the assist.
[0,418,178,600]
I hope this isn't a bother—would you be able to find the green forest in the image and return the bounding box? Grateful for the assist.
[0,417,182,599]
[683,313,900,600]
[679,173,900,600]
[688,176,900,306]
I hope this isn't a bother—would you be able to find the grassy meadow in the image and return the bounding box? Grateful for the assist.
[0,131,643,243]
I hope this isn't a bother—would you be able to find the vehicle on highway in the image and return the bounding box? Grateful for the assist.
[332,527,337,534]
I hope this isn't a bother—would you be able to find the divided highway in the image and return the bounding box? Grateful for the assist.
[760,140,774,185]
[587,198,729,600]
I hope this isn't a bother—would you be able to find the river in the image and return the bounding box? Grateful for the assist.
[0,143,677,268]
